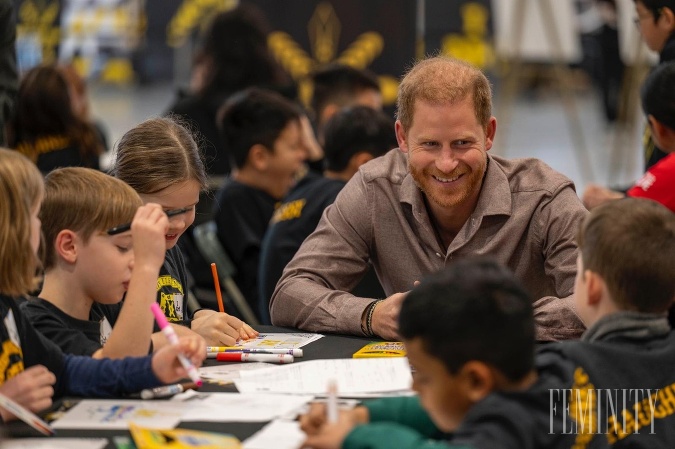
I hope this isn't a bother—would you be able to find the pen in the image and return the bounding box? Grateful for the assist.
[326,380,338,424]
[206,347,303,357]
[150,303,203,386]
[215,352,294,364]
[140,382,197,400]
[0,392,55,436]
[106,206,191,235]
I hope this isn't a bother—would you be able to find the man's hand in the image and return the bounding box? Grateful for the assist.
[0,366,55,422]
[151,334,206,384]
[301,407,368,449]
[191,309,258,346]
[582,184,625,210]
[370,291,408,340]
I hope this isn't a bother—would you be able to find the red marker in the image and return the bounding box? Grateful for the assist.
[216,353,294,364]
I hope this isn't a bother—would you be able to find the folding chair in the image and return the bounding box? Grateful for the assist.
[192,221,260,326]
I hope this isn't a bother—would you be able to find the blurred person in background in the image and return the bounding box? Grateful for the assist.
[166,4,296,176]
[9,64,104,173]
[0,1,16,147]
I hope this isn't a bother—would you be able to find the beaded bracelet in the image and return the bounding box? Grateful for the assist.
[365,299,383,337]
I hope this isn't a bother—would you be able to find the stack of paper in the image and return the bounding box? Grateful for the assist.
[234,358,412,397]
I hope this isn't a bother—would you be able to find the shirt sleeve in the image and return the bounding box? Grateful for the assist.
[627,154,675,213]
[365,396,440,437]
[269,171,376,335]
[532,185,587,341]
[62,354,161,397]
[344,423,464,449]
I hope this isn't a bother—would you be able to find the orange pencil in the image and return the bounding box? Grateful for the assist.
[210,263,225,313]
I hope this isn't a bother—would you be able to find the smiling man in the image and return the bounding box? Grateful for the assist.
[270,56,587,342]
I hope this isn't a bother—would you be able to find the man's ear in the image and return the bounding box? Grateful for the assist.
[54,229,79,264]
[459,361,494,403]
[248,144,271,171]
[395,120,408,153]
[484,117,497,151]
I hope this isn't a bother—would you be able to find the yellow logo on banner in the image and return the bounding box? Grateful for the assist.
[441,2,495,69]
[267,2,396,108]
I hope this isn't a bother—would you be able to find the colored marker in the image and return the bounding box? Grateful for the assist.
[215,353,294,364]
[0,392,54,436]
[150,303,203,386]
[140,382,197,400]
[107,207,191,235]
[206,347,303,357]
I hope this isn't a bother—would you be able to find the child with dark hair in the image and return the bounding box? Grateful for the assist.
[167,4,295,175]
[300,258,571,449]
[10,64,104,173]
[258,106,396,320]
[214,88,308,320]
[633,0,675,168]
[310,64,382,140]
[584,61,675,211]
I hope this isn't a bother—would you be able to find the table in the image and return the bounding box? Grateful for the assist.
[3,326,376,446]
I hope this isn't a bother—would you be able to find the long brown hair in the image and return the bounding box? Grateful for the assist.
[11,64,103,164]
[0,148,44,296]
[111,116,207,194]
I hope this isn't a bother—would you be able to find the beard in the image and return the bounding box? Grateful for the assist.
[409,156,487,209]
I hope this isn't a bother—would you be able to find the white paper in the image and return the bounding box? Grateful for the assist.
[0,439,108,449]
[177,392,313,422]
[198,362,272,385]
[235,358,412,396]
[243,419,305,449]
[235,332,322,349]
[51,399,184,429]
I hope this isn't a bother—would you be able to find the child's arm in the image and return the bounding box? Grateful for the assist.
[62,335,206,397]
[92,204,168,359]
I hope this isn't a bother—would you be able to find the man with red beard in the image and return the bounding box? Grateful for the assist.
[270,56,587,342]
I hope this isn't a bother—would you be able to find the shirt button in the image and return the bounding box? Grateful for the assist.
[435,252,442,258]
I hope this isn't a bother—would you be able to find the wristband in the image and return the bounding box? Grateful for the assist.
[365,300,383,337]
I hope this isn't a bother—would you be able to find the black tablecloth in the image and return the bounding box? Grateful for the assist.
[3,325,376,446]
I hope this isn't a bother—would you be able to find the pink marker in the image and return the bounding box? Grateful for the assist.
[150,303,203,387]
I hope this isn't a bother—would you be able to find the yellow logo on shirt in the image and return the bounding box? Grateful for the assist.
[271,199,306,224]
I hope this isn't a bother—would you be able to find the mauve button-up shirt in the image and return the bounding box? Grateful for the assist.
[270,149,588,341]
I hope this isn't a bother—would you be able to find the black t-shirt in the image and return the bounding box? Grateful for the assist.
[213,179,278,320]
[258,175,345,313]
[156,245,191,326]
[35,144,100,174]
[21,298,122,356]
[0,295,66,395]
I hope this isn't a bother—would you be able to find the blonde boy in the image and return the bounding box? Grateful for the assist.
[22,167,191,357]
